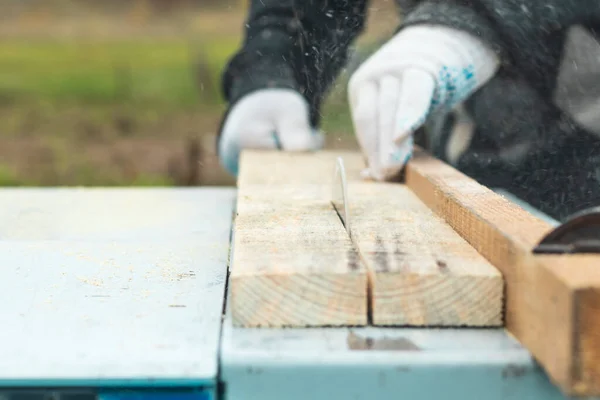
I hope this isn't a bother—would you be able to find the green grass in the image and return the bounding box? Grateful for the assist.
[0,37,239,108]
[0,37,243,186]
[0,35,364,187]
[0,35,360,136]
[0,164,23,185]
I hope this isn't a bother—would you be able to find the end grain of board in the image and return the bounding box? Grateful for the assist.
[347,178,503,327]
[230,181,369,327]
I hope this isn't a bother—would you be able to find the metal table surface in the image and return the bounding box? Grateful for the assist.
[0,186,592,400]
[221,307,567,400]
[0,188,236,396]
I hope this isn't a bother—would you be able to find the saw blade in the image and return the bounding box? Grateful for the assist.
[533,205,600,254]
[332,156,352,239]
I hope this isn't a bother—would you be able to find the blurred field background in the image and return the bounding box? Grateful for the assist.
[0,0,399,186]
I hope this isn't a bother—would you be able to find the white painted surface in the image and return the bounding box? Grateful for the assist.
[0,188,235,385]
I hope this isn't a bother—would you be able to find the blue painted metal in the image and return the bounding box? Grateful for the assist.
[0,380,215,389]
[0,188,235,392]
[0,388,214,400]
[99,388,214,400]
[220,295,590,399]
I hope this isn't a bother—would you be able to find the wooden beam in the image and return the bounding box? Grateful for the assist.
[347,180,503,326]
[230,151,369,327]
[405,148,600,396]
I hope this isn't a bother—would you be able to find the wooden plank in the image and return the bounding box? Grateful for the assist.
[230,152,369,327]
[346,180,503,326]
[577,286,600,395]
[236,150,365,187]
[232,150,503,329]
[405,148,600,396]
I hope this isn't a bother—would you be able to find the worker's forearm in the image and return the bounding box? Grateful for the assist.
[222,0,300,104]
[221,0,369,127]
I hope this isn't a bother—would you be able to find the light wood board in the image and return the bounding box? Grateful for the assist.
[231,150,503,329]
[236,150,365,187]
[347,181,503,326]
[405,148,600,396]
[230,178,368,327]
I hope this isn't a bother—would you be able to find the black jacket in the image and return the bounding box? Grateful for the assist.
[219,0,600,221]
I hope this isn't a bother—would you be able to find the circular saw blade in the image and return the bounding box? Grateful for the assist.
[533,206,600,254]
[332,156,352,239]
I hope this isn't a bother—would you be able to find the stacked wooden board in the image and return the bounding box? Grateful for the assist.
[230,150,504,327]
[228,149,600,398]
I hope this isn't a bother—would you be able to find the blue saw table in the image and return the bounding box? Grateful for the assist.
[0,187,594,400]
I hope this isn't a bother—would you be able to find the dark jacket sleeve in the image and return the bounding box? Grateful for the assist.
[400,0,600,221]
[455,72,600,221]
[400,0,600,98]
[220,0,369,131]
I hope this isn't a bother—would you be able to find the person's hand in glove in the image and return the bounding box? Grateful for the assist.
[348,24,501,181]
[218,88,324,176]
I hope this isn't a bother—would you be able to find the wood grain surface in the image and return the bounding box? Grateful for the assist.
[231,150,504,329]
[230,151,369,327]
[405,148,600,396]
[347,180,503,326]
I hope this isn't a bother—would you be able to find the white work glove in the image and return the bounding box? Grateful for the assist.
[348,24,500,180]
[218,88,324,176]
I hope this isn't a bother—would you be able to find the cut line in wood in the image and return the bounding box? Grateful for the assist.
[230,152,369,327]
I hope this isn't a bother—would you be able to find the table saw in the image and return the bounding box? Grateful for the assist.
[0,179,595,400]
